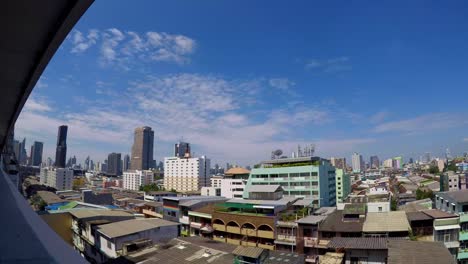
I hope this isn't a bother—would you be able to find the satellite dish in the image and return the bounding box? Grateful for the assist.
[274,149,283,156]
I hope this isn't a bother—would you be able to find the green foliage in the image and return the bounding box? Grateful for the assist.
[428,165,440,174]
[446,161,458,172]
[416,188,433,200]
[280,213,296,222]
[391,198,398,211]
[30,194,47,211]
[408,228,417,241]
[139,183,161,192]
[253,164,261,169]
[270,161,319,168]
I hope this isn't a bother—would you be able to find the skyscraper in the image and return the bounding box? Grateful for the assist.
[130,126,154,170]
[107,152,122,176]
[123,154,130,172]
[330,157,347,170]
[370,155,379,169]
[31,141,43,166]
[175,141,191,158]
[352,152,363,173]
[55,125,68,168]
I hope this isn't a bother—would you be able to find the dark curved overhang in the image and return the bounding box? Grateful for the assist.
[0,0,94,149]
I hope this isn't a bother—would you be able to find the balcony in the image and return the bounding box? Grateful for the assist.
[258,243,275,250]
[226,238,241,245]
[444,241,460,248]
[226,226,241,234]
[305,255,319,263]
[460,231,468,241]
[213,224,225,231]
[241,241,257,247]
[257,230,274,239]
[459,249,468,260]
[275,235,296,246]
[304,237,318,247]
[179,216,190,225]
[241,228,256,236]
[213,236,226,243]
[190,222,202,229]
[460,213,468,223]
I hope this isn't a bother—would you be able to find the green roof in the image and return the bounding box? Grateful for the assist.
[59,201,78,210]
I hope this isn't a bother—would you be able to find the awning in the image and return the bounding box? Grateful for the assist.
[434,224,460,231]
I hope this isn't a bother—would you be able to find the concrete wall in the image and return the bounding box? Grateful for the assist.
[40,212,73,246]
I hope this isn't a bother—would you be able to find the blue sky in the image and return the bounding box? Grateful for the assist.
[16,1,468,166]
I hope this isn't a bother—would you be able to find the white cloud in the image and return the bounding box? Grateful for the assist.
[70,29,99,53]
[67,28,196,66]
[269,78,295,91]
[22,97,52,112]
[305,56,351,73]
[374,113,467,134]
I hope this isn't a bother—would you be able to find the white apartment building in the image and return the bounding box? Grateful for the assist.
[383,158,393,168]
[207,167,249,198]
[40,167,74,191]
[123,170,154,191]
[352,152,363,173]
[164,156,211,192]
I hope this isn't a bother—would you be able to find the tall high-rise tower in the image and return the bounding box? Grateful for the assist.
[107,152,122,176]
[123,154,130,172]
[175,141,191,158]
[352,152,363,173]
[130,126,154,170]
[31,141,43,166]
[55,125,68,168]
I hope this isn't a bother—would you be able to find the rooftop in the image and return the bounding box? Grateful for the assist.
[260,156,324,165]
[319,252,344,264]
[68,209,134,219]
[406,211,433,222]
[37,191,65,205]
[387,240,455,264]
[98,218,180,238]
[247,184,282,193]
[437,190,468,204]
[163,196,226,202]
[190,204,215,215]
[343,203,366,215]
[295,215,328,225]
[225,167,250,175]
[363,211,410,233]
[232,246,264,258]
[327,237,394,250]
[223,197,297,207]
[318,210,364,233]
[422,209,457,219]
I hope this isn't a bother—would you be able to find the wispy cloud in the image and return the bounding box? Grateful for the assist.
[373,113,467,134]
[370,111,390,123]
[305,56,352,73]
[67,28,196,67]
[16,73,350,164]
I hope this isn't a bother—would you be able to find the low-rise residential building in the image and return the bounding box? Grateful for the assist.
[162,196,227,236]
[362,211,410,237]
[123,170,154,191]
[188,204,215,238]
[435,190,468,262]
[211,197,297,251]
[245,156,336,207]
[40,167,74,191]
[201,186,221,196]
[220,167,249,198]
[69,210,135,263]
[144,191,177,202]
[422,209,460,260]
[95,218,180,259]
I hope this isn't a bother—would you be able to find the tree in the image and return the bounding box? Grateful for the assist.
[428,166,439,174]
[416,188,433,200]
[139,183,160,193]
[391,198,398,211]
[446,161,458,172]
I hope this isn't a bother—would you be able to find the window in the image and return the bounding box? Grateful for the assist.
[107,240,112,249]
[378,207,382,212]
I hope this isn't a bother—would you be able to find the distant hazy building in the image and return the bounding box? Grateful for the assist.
[55,125,68,168]
[393,156,403,169]
[383,158,393,168]
[30,141,43,166]
[130,126,154,170]
[330,157,347,170]
[437,159,446,172]
[423,152,431,163]
[174,141,190,158]
[351,152,363,173]
[370,155,379,169]
[123,154,130,172]
[123,170,154,191]
[40,167,73,191]
[13,138,28,165]
[164,156,211,192]
[107,152,122,176]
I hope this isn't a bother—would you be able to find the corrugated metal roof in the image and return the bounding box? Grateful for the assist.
[232,246,264,258]
[363,211,410,232]
[438,190,468,203]
[406,211,433,221]
[68,209,133,219]
[247,185,282,193]
[296,215,327,224]
[98,218,179,238]
[318,210,364,232]
[387,240,456,264]
[327,237,391,249]
[422,209,457,219]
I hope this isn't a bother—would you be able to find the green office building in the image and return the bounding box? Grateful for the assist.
[244,157,336,208]
[335,168,351,203]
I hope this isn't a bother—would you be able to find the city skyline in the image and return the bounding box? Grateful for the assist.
[13,1,468,165]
